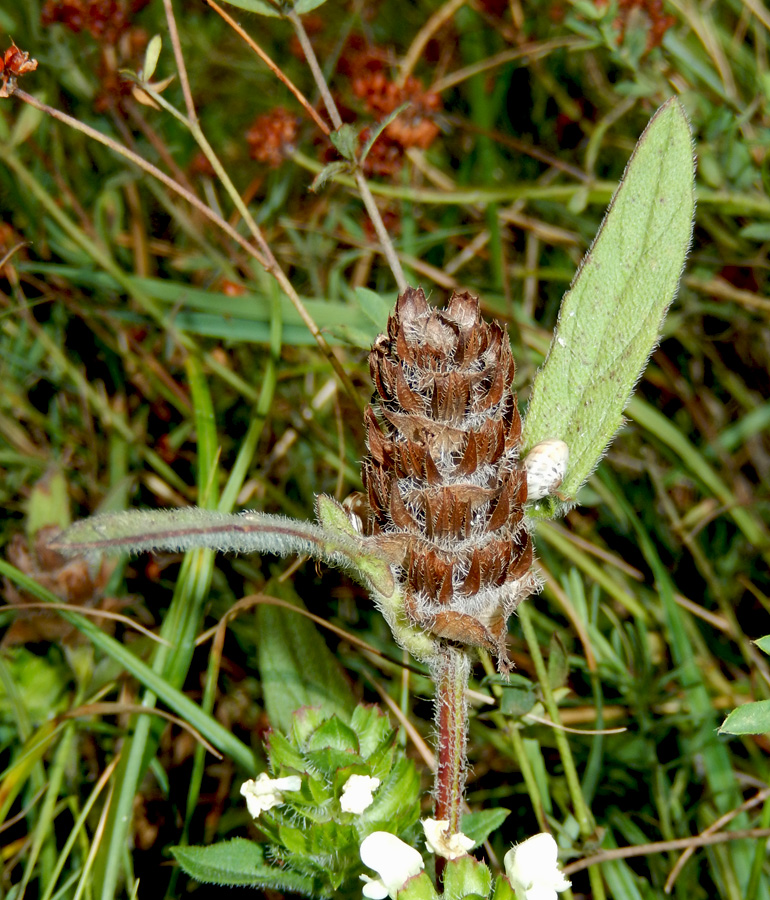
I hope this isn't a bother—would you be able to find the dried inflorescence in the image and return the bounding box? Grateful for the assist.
[0,44,38,98]
[246,108,300,168]
[41,0,149,44]
[353,72,442,151]
[362,288,539,673]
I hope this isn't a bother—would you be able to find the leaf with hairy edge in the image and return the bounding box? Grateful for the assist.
[719,700,770,736]
[442,856,492,900]
[171,840,319,892]
[522,98,695,503]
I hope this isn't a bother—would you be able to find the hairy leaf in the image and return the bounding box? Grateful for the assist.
[522,98,695,501]
[171,839,318,892]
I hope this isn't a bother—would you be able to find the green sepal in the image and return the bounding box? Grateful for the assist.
[306,746,363,778]
[491,874,517,900]
[315,494,395,597]
[398,871,441,900]
[358,755,421,830]
[442,856,492,900]
[265,729,309,773]
[308,716,360,753]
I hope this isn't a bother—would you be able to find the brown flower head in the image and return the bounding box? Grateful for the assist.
[41,0,149,44]
[246,108,300,168]
[362,288,539,673]
[353,72,441,151]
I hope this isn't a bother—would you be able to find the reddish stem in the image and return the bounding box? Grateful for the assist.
[433,646,470,832]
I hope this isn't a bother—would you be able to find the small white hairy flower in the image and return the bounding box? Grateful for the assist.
[240,773,301,818]
[523,439,569,501]
[421,818,474,859]
[504,833,571,900]
[341,774,381,814]
[360,831,424,899]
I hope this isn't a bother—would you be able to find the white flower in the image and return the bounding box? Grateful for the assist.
[422,818,474,860]
[360,831,424,899]
[504,833,571,900]
[341,774,381,814]
[240,773,301,819]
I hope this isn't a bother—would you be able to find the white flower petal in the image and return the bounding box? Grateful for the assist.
[240,773,301,819]
[361,875,389,900]
[422,818,475,859]
[360,832,424,899]
[341,774,381,814]
[503,833,571,900]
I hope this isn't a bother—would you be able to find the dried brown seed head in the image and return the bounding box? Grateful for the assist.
[362,287,540,673]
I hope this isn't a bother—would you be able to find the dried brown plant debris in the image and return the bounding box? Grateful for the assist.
[1,526,117,646]
[0,44,38,98]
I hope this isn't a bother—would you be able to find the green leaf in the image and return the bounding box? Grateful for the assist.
[355,286,393,331]
[257,581,355,733]
[312,160,354,192]
[460,808,510,847]
[499,677,537,717]
[522,98,695,501]
[170,839,316,892]
[360,102,410,165]
[755,635,770,656]
[9,100,44,147]
[142,34,162,81]
[719,700,770,736]
[739,223,770,241]
[442,856,492,900]
[330,124,360,162]
[220,0,283,16]
[26,470,70,536]
[547,633,569,689]
[294,0,330,14]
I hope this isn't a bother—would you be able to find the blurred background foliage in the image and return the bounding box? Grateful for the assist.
[0,0,769,898]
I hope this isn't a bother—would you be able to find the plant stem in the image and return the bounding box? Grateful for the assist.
[287,11,408,292]
[432,646,471,833]
[518,603,606,900]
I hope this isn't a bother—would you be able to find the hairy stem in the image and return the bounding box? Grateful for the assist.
[432,646,471,833]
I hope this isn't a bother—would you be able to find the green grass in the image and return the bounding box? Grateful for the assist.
[1,1,769,898]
